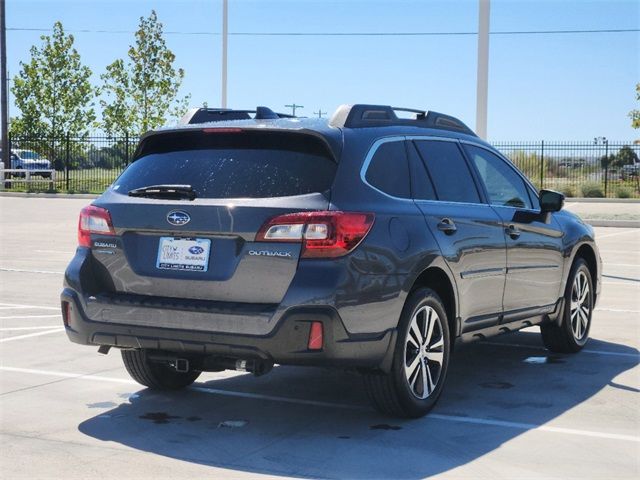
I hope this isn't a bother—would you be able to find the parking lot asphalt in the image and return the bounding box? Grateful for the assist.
[0,196,638,480]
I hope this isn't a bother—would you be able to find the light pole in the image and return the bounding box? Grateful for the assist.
[314,109,326,118]
[475,0,490,140]
[221,0,228,108]
[594,136,609,197]
[1,0,9,170]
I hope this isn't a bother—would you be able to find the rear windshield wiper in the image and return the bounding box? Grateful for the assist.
[128,184,197,200]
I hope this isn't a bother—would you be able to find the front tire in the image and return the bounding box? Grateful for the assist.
[541,258,594,353]
[364,287,451,418]
[121,349,201,390]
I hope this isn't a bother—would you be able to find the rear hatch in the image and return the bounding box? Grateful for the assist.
[90,128,338,304]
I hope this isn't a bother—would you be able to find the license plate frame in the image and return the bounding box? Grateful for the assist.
[156,237,211,272]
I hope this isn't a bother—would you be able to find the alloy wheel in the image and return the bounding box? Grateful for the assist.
[404,305,445,399]
[570,271,591,340]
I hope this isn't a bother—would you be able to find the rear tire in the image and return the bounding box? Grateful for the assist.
[121,349,201,390]
[363,287,451,418]
[541,258,593,353]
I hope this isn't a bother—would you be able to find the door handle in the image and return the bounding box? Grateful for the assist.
[505,224,521,239]
[437,218,457,235]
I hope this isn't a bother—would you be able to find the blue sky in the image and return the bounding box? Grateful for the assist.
[5,0,640,140]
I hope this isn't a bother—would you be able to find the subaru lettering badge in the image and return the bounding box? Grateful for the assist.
[167,210,190,226]
[188,246,204,255]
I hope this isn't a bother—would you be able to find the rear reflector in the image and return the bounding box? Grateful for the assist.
[256,211,374,258]
[62,301,71,327]
[308,321,323,350]
[78,205,115,247]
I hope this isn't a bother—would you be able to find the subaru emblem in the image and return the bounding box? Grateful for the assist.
[167,210,190,226]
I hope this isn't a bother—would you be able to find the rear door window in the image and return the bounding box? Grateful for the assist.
[114,131,337,199]
[413,140,481,203]
[365,140,410,198]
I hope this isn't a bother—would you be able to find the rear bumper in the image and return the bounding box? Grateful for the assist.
[60,287,395,370]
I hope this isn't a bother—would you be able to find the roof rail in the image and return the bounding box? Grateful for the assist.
[329,104,476,136]
[180,106,297,125]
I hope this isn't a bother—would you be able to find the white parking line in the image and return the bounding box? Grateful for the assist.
[483,341,639,358]
[0,303,60,311]
[595,308,640,314]
[0,267,64,275]
[427,413,640,443]
[0,367,134,384]
[0,329,64,343]
[0,306,39,310]
[597,230,639,239]
[0,326,66,331]
[1,366,638,443]
[0,314,61,320]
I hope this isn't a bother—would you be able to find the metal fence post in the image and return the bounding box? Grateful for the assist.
[540,140,544,189]
[65,132,70,191]
[125,132,129,166]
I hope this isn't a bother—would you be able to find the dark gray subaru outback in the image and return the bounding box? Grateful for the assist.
[61,104,601,417]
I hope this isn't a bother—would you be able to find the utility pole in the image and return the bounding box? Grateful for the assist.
[314,109,327,118]
[221,0,228,108]
[475,0,490,139]
[285,103,303,116]
[0,0,9,170]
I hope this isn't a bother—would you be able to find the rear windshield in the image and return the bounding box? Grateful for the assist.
[113,131,336,199]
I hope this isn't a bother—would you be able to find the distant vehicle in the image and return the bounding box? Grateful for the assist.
[61,104,602,418]
[13,149,53,177]
[620,164,639,180]
[0,149,53,178]
[558,159,585,168]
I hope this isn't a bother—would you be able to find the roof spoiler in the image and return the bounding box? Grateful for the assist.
[329,104,476,136]
[180,107,296,125]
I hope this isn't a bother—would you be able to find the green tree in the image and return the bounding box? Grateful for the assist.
[10,22,96,141]
[615,145,639,167]
[630,83,640,130]
[600,154,616,170]
[100,10,190,136]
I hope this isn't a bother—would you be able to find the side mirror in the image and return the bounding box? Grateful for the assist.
[539,189,565,213]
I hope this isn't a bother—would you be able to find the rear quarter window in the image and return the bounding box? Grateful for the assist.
[114,131,337,199]
[365,140,410,198]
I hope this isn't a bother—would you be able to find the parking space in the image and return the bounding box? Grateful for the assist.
[0,196,638,479]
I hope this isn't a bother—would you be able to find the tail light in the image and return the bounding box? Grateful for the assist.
[78,205,115,247]
[256,211,374,258]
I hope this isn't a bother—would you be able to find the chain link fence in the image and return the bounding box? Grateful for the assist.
[2,135,639,198]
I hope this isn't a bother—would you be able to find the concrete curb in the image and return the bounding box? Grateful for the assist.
[566,198,640,204]
[1,192,637,203]
[584,219,640,228]
[0,192,98,199]
[0,192,637,227]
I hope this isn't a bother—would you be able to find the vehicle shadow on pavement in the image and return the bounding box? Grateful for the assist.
[78,331,639,479]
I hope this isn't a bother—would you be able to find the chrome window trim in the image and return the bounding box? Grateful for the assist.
[360,135,499,207]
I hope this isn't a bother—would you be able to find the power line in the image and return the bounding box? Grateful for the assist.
[6,27,640,36]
